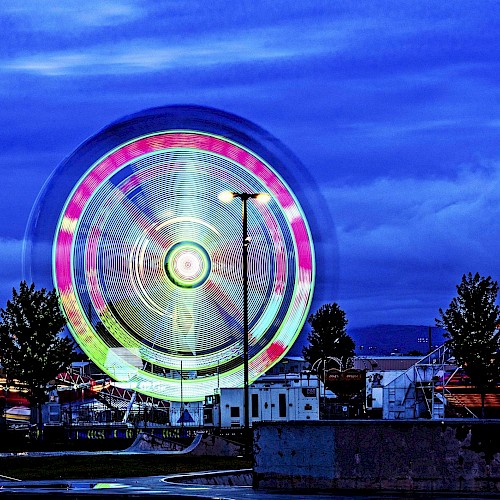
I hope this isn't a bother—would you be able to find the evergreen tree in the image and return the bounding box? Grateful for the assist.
[436,272,500,418]
[302,303,355,371]
[0,281,76,429]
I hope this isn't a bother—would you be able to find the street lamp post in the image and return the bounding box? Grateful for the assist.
[218,190,270,454]
[241,194,250,440]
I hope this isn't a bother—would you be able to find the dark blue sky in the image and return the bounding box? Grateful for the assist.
[2,1,500,328]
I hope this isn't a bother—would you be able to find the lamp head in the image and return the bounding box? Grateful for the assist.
[255,192,271,204]
[218,190,270,204]
[218,190,236,203]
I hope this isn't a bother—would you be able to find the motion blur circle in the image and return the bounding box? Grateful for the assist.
[25,106,316,401]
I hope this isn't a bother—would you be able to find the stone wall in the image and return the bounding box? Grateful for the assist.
[253,420,500,493]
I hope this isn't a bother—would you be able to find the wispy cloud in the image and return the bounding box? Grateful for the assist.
[3,44,303,77]
[344,119,463,139]
[3,1,144,29]
[3,24,347,76]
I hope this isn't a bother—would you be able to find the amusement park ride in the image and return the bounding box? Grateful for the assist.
[18,106,319,429]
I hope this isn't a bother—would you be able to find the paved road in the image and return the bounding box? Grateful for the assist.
[1,473,498,498]
[0,473,356,498]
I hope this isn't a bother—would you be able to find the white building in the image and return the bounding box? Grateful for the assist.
[203,373,321,427]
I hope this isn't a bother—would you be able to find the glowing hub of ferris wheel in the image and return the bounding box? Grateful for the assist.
[164,241,211,289]
[26,106,315,402]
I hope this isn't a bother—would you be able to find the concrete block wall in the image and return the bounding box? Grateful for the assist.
[253,420,500,493]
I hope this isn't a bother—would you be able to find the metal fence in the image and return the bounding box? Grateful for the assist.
[60,403,171,426]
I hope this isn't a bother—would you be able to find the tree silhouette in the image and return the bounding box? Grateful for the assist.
[302,303,355,370]
[0,281,76,430]
[437,272,500,418]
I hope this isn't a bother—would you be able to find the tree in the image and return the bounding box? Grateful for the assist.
[436,272,500,418]
[0,281,76,429]
[302,303,356,370]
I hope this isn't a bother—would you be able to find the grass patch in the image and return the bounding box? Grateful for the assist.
[0,454,252,481]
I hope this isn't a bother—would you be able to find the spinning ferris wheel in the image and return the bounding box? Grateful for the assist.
[24,106,316,401]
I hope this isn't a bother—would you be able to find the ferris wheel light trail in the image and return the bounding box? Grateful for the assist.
[219,190,269,451]
[25,106,316,403]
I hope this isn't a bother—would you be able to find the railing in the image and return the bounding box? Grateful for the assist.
[60,402,170,426]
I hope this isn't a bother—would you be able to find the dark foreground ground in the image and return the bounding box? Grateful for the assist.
[1,449,499,498]
[0,453,252,481]
[0,427,251,481]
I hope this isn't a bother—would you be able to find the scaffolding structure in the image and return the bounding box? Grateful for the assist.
[371,345,454,419]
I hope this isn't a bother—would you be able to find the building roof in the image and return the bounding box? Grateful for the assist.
[354,356,422,371]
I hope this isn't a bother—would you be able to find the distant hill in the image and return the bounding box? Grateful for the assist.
[288,324,447,357]
[349,324,447,356]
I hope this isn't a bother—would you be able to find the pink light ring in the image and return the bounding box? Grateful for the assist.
[282,293,312,346]
[63,197,86,222]
[127,139,150,158]
[70,187,90,215]
[82,204,118,314]
[250,205,288,294]
[84,238,99,293]
[272,247,287,293]
[86,169,106,192]
[55,229,104,339]
[250,217,288,300]
[54,229,75,295]
[83,218,118,317]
